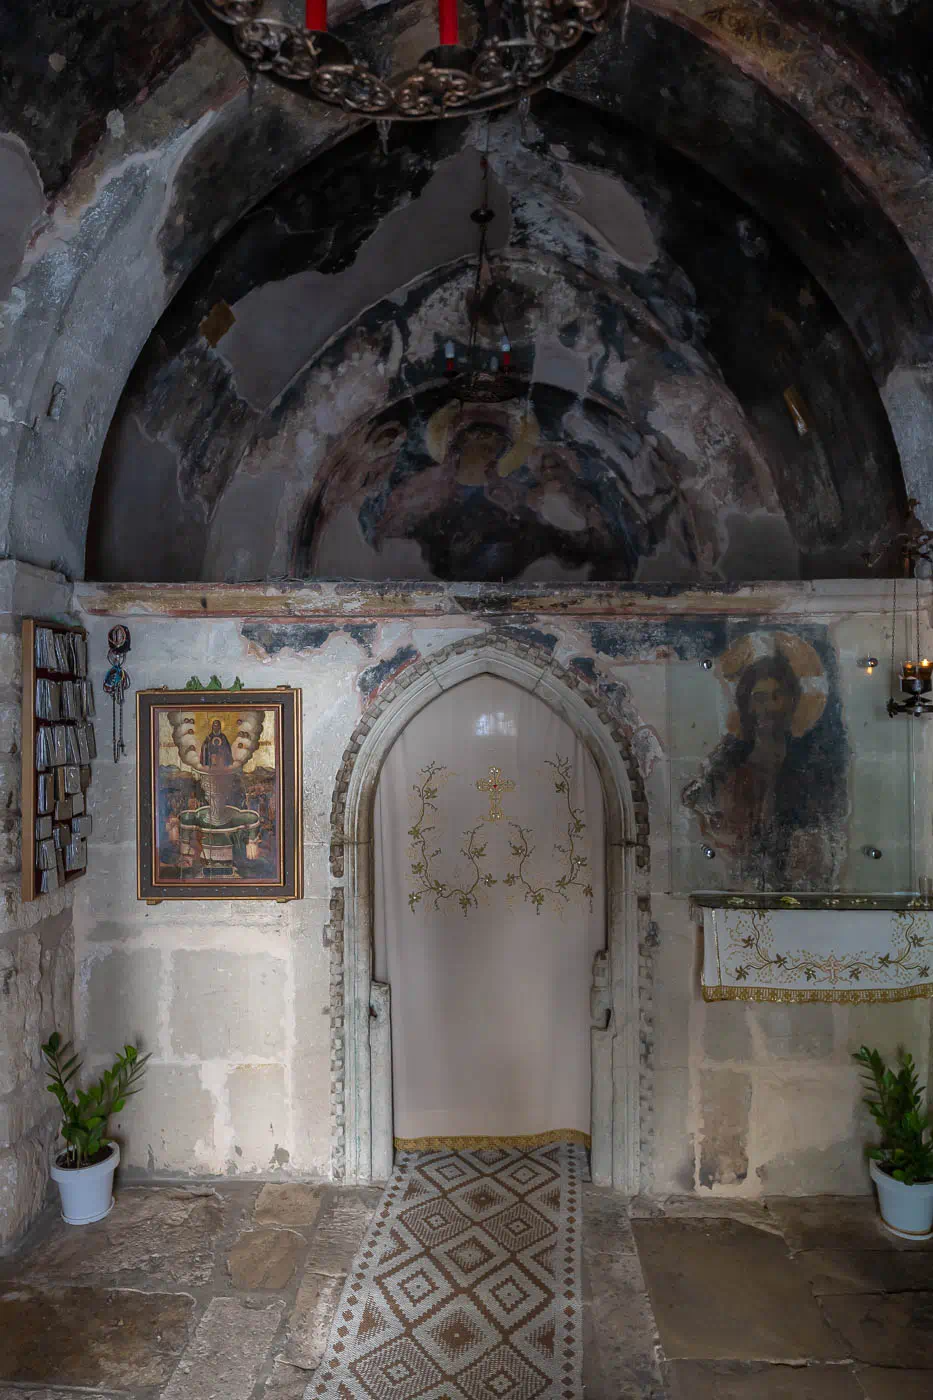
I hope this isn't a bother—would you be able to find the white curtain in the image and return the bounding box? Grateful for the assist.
[374,674,605,1147]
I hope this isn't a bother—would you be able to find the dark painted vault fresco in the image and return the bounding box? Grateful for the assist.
[296,384,693,583]
[87,94,908,584]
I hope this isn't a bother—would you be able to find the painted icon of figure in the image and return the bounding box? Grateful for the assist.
[683,648,845,889]
[165,796,181,848]
[200,719,233,769]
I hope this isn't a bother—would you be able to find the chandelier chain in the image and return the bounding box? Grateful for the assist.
[891,572,897,687]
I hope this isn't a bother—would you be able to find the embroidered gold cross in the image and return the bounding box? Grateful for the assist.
[476,766,515,821]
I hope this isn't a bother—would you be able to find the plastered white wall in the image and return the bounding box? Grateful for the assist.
[72,593,933,1192]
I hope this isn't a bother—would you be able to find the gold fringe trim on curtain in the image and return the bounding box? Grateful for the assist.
[703,981,933,1005]
[394,1129,591,1151]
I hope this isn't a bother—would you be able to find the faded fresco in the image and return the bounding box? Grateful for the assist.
[154,706,281,884]
[682,629,849,889]
[299,385,701,583]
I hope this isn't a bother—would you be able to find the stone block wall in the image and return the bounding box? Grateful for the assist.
[649,893,933,1196]
[66,580,933,1204]
[0,562,77,1250]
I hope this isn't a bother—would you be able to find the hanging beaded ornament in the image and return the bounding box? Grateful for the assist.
[103,625,131,762]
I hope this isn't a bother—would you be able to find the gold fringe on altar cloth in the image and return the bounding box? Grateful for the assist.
[703,980,933,1005]
[394,1128,591,1151]
[702,906,933,1005]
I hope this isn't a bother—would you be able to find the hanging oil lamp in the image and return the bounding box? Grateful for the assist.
[443,152,523,404]
[887,564,933,718]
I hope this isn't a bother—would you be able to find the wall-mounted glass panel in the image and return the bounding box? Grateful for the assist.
[669,616,913,895]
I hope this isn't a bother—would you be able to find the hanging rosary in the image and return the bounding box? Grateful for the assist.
[103,625,131,762]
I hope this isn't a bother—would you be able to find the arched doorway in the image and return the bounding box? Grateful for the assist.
[373,673,606,1153]
[331,640,647,1190]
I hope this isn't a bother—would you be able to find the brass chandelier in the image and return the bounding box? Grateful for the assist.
[189,0,617,120]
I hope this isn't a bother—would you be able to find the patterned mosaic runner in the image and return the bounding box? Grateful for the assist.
[309,1142,585,1400]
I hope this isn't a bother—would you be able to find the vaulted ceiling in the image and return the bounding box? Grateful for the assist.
[2,1,932,582]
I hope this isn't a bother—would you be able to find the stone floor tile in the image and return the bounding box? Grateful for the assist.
[632,1195,779,1232]
[161,1296,284,1400]
[263,1358,315,1400]
[585,1300,666,1399]
[254,1183,326,1229]
[796,1248,933,1296]
[767,1197,927,1254]
[284,1271,344,1369]
[207,1181,265,1205]
[855,1367,933,1399]
[2,1186,225,1287]
[582,1186,637,1254]
[632,1217,849,1362]
[629,1195,667,1220]
[0,1391,128,1400]
[585,1247,663,1398]
[303,1192,380,1277]
[0,1285,194,1388]
[666,1360,864,1399]
[227,1228,305,1290]
[819,1292,933,1368]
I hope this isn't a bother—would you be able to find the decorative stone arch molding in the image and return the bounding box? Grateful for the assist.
[326,634,653,1191]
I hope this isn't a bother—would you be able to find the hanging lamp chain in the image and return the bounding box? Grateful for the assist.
[890,572,898,688]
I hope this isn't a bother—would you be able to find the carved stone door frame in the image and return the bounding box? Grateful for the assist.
[329,639,650,1190]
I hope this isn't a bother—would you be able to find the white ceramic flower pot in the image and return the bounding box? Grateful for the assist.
[870,1158,933,1241]
[50,1142,120,1225]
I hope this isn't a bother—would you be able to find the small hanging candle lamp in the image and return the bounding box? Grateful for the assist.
[887,550,933,718]
[863,500,933,718]
[443,150,523,404]
[188,0,617,121]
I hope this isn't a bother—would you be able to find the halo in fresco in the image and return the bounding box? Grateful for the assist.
[719,630,828,739]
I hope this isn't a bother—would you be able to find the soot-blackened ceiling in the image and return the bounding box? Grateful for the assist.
[2,1,929,198]
[87,94,905,585]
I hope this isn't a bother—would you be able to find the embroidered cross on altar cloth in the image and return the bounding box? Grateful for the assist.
[476,765,515,821]
[702,907,933,1004]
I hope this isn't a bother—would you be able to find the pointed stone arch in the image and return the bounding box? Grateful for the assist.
[326,634,654,1191]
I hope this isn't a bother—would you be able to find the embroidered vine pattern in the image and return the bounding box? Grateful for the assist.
[503,756,593,915]
[407,763,496,915]
[730,911,933,987]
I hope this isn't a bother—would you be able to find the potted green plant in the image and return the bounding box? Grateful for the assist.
[43,1032,150,1225]
[853,1045,933,1241]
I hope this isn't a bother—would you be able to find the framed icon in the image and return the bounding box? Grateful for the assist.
[137,688,302,900]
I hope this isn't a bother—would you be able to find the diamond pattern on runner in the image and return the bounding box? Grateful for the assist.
[457,1342,550,1400]
[313,1143,584,1399]
[448,1176,517,1223]
[482,1201,555,1253]
[350,1336,444,1400]
[413,1296,498,1372]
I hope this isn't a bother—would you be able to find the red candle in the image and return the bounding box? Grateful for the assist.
[306,0,327,32]
[438,0,458,46]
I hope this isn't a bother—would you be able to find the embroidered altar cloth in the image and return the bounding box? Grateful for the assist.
[702,906,933,1003]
